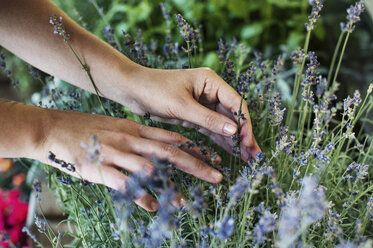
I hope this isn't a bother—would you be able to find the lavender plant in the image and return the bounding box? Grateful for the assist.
[5,0,371,247]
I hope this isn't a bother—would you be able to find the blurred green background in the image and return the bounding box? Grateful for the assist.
[0,0,372,107]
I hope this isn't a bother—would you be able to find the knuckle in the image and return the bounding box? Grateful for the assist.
[200,67,215,75]
[167,131,184,144]
[116,132,131,144]
[161,144,179,158]
[204,113,218,130]
[166,97,187,118]
[138,124,149,135]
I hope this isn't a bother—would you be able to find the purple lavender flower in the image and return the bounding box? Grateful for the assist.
[48,151,76,172]
[268,93,285,126]
[316,75,327,97]
[103,25,118,49]
[175,14,192,43]
[222,58,236,86]
[147,188,178,247]
[325,142,335,151]
[305,0,325,31]
[160,3,171,24]
[252,208,277,245]
[215,215,235,241]
[335,238,371,248]
[228,177,250,205]
[56,175,72,187]
[299,177,328,225]
[345,161,369,181]
[276,192,301,247]
[231,132,241,156]
[26,64,42,80]
[163,36,177,56]
[340,1,365,33]
[32,179,42,201]
[0,53,6,69]
[22,227,38,243]
[272,126,295,157]
[367,197,373,224]
[80,135,104,165]
[49,14,70,40]
[301,51,320,104]
[325,209,343,242]
[271,55,285,78]
[34,215,47,233]
[277,176,328,247]
[291,48,306,65]
[217,39,228,63]
[188,185,207,218]
[335,240,359,248]
[368,83,373,95]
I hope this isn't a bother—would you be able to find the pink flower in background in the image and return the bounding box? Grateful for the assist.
[0,189,29,246]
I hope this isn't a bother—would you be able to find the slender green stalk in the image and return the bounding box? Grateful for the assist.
[327,32,344,85]
[331,31,351,89]
[187,41,192,68]
[68,185,113,247]
[37,203,63,248]
[71,188,89,248]
[287,30,311,127]
[340,185,373,218]
[298,87,311,148]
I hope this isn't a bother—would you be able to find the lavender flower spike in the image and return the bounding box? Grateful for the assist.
[277,176,329,247]
[305,0,325,31]
[49,13,70,40]
[340,1,365,33]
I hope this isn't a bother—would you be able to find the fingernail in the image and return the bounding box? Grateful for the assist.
[151,200,159,211]
[223,123,237,135]
[180,197,187,206]
[212,170,223,182]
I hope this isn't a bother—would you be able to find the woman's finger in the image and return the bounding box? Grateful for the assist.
[55,160,159,212]
[213,77,262,158]
[180,98,238,137]
[103,147,155,175]
[138,125,221,164]
[130,137,223,183]
[199,127,233,155]
[101,147,188,207]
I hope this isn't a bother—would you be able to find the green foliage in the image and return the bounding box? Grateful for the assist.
[0,0,372,247]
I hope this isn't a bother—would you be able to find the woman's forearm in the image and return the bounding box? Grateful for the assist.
[0,99,48,159]
[0,0,142,106]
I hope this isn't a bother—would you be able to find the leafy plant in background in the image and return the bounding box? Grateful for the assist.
[0,0,372,247]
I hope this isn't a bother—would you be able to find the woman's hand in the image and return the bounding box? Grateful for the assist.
[118,67,262,162]
[0,0,260,162]
[35,108,223,212]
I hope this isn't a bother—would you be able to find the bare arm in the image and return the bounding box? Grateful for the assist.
[0,0,261,161]
[0,99,48,159]
[0,0,142,106]
[0,0,261,210]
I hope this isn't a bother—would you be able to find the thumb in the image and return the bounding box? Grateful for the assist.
[183,100,238,136]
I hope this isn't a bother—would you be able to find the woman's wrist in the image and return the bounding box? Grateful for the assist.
[0,100,51,160]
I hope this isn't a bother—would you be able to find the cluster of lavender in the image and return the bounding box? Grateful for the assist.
[14,0,372,247]
[305,0,324,31]
[0,52,19,87]
[175,14,201,55]
[340,0,365,33]
[49,14,70,40]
